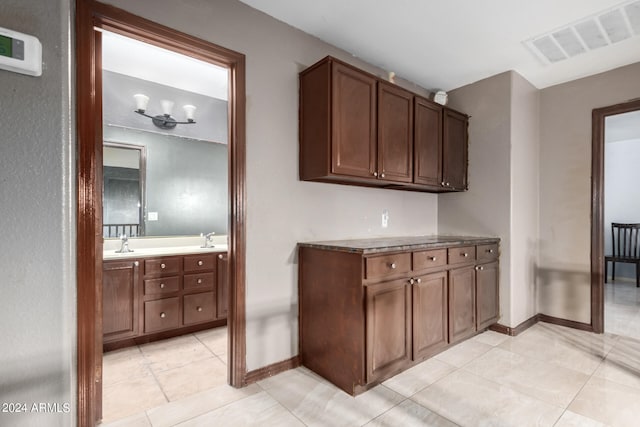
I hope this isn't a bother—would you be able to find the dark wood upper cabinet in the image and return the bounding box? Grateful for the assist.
[377,82,413,183]
[414,96,443,186]
[443,108,469,191]
[299,56,468,193]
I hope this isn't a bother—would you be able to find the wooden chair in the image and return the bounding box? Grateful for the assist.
[605,223,640,287]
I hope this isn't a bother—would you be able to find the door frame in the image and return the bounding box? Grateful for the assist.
[76,1,247,424]
[591,98,640,334]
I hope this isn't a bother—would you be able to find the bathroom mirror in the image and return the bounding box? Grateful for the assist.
[102,127,228,238]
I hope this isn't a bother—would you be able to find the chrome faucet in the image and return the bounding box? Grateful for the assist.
[201,232,216,248]
[115,234,134,253]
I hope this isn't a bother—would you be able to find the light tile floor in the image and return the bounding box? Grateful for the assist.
[101,282,640,427]
[101,322,640,427]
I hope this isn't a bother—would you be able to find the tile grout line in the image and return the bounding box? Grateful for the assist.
[256,381,310,426]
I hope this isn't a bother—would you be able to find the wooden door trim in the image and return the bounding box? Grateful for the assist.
[76,1,247,424]
[591,98,640,334]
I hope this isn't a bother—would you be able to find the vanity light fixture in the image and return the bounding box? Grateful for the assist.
[133,93,197,130]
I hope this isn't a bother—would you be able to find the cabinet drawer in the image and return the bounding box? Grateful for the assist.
[365,253,411,280]
[413,249,447,270]
[144,297,180,333]
[145,257,180,276]
[184,254,215,272]
[184,272,215,290]
[183,291,216,325]
[448,246,476,265]
[144,276,180,296]
[477,244,499,262]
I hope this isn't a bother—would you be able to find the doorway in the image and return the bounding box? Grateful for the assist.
[76,2,246,424]
[591,98,640,335]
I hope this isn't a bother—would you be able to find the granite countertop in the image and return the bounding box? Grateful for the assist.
[299,235,499,254]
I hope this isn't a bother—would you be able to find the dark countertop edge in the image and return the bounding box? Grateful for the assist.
[298,236,500,255]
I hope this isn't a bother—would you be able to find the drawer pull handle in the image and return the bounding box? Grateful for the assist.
[160,312,166,318]
[198,260,204,266]
[160,283,165,289]
[197,306,203,312]
[160,263,166,269]
[429,256,437,261]
[462,253,468,257]
[197,278,203,284]
[390,263,397,269]
[218,254,224,259]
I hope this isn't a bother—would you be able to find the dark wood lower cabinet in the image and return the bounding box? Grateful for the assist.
[103,250,228,351]
[413,271,448,359]
[448,266,476,344]
[476,261,499,330]
[299,237,499,395]
[103,260,139,342]
[365,279,411,382]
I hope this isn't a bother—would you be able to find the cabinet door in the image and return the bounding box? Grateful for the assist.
[378,82,413,183]
[448,266,476,343]
[331,62,377,179]
[442,109,468,191]
[413,97,442,186]
[413,271,448,360]
[476,261,499,330]
[365,278,411,382]
[103,260,139,342]
[216,253,228,319]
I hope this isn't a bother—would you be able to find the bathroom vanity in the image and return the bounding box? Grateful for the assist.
[102,246,228,351]
[298,236,499,395]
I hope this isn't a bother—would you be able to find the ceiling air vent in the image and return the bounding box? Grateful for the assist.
[524,0,640,65]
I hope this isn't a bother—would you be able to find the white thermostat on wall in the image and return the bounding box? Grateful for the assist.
[0,27,42,76]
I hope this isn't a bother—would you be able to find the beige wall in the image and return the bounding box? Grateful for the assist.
[538,61,640,323]
[440,72,514,325]
[509,73,540,326]
[104,0,439,370]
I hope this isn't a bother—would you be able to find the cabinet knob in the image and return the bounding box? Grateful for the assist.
[462,253,468,257]
[429,256,437,261]
[416,278,422,283]
[390,262,397,269]
[373,172,378,177]
[480,266,484,271]
[446,182,450,186]
[160,263,166,269]
[409,278,414,285]
[134,261,139,267]
[441,181,446,186]
[160,312,166,318]
[218,254,224,259]
[160,283,165,289]
[197,278,202,284]
[380,173,385,178]
[197,306,203,312]
[198,260,204,266]
[487,249,494,253]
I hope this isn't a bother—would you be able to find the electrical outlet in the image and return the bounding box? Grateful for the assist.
[381,209,389,228]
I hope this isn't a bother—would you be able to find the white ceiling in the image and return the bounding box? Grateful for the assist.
[238,0,640,90]
[101,30,228,100]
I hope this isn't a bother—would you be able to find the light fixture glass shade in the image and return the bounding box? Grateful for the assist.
[160,99,174,116]
[133,94,149,112]
[183,104,197,121]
